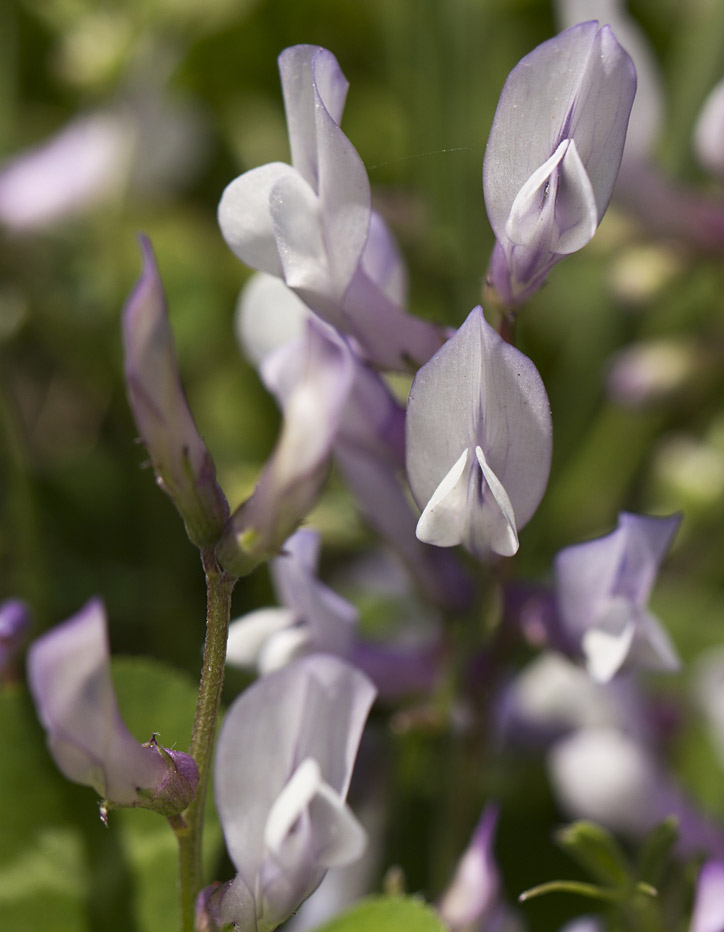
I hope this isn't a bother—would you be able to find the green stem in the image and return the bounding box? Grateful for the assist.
[178,549,237,932]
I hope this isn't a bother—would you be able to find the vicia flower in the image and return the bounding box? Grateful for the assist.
[217,319,354,576]
[406,306,552,559]
[695,77,724,182]
[201,655,375,932]
[226,528,356,673]
[483,21,636,309]
[123,236,229,548]
[218,45,443,371]
[27,599,198,816]
[554,512,681,683]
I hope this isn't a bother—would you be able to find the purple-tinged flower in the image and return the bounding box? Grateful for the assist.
[218,45,443,371]
[549,726,724,857]
[483,21,636,309]
[554,512,681,683]
[405,306,552,559]
[27,599,198,815]
[439,806,500,931]
[690,860,724,932]
[226,528,356,673]
[0,598,31,681]
[217,319,354,576]
[122,236,229,548]
[201,655,375,932]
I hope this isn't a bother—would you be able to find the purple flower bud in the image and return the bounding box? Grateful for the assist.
[0,598,31,680]
[27,599,198,815]
[218,45,443,370]
[406,306,552,559]
[217,319,354,575]
[122,236,229,548]
[483,22,636,308]
[438,806,500,931]
[205,655,375,932]
[554,512,681,682]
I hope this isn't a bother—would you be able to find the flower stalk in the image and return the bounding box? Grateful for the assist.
[178,549,237,932]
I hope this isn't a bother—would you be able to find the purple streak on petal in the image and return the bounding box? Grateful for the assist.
[214,655,375,930]
[122,236,229,547]
[27,599,167,805]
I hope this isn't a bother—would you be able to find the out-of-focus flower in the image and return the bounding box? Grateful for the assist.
[218,45,443,370]
[122,236,229,549]
[439,806,500,931]
[483,21,635,308]
[217,319,354,575]
[0,113,133,232]
[201,655,375,932]
[549,727,724,856]
[690,860,724,932]
[606,338,698,408]
[226,528,357,673]
[694,77,724,182]
[27,599,198,815]
[554,512,681,682]
[0,598,31,681]
[406,306,552,559]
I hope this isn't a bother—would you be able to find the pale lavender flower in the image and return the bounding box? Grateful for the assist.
[0,113,132,232]
[483,21,635,308]
[406,306,552,559]
[218,45,443,370]
[690,860,724,932]
[217,319,354,575]
[122,236,229,548]
[226,528,356,673]
[439,806,500,931]
[554,512,681,682]
[549,726,724,856]
[202,655,375,932]
[27,599,198,815]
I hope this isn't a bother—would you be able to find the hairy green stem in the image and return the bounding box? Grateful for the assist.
[178,549,237,932]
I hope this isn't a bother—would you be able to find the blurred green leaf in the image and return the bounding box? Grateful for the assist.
[555,821,632,890]
[312,896,446,932]
[637,817,679,887]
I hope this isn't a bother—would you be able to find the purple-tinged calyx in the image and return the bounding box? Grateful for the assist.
[406,306,552,559]
[27,599,198,816]
[483,21,636,309]
[199,655,375,932]
[122,236,229,548]
[0,598,31,680]
[218,45,443,371]
[554,512,681,682]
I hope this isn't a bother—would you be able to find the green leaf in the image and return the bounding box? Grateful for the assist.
[555,821,632,889]
[637,817,679,886]
[312,896,446,932]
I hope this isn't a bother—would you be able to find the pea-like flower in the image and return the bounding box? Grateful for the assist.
[554,512,681,682]
[483,21,636,308]
[405,306,552,558]
[218,45,443,370]
[201,655,375,932]
[27,599,198,816]
[122,236,229,548]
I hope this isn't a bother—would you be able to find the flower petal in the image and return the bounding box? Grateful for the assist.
[416,448,470,548]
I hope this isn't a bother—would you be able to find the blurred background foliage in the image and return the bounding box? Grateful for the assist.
[4,0,724,929]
